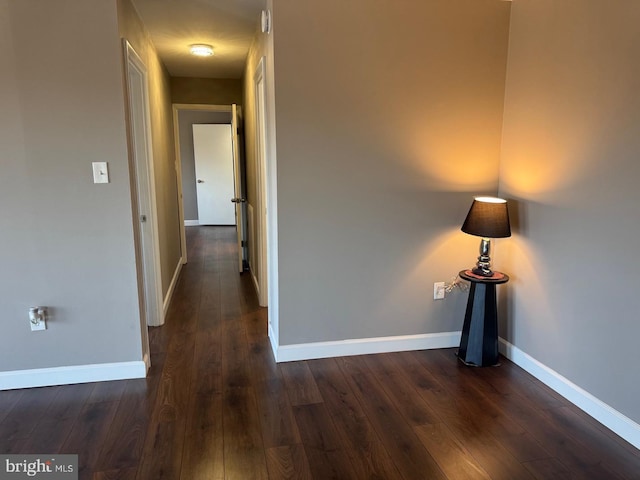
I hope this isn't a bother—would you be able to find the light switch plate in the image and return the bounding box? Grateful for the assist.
[92,162,109,184]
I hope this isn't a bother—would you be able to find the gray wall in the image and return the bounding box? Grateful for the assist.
[499,0,640,423]
[0,0,142,370]
[171,77,243,105]
[178,110,232,220]
[271,0,511,344]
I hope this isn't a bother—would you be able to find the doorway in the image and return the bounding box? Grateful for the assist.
[173,104,247,270]
[123,40,163,366]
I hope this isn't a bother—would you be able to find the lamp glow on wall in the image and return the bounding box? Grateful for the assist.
[461,196,511,276]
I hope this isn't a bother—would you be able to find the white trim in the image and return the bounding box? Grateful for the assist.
[247,204,260,297]
[499,338,640,450]
[173,103,232,112]
[253,58,269,307]
[268,321,278,360]
[163,259,183,318]
[172,105,188,264]
[273,331,461,363]
[184,220,200,226]
[143,353,150,371]
[0,361,147,391]
[263,31,280,351]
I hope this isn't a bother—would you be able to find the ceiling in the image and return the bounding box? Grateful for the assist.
[131,0,265,79]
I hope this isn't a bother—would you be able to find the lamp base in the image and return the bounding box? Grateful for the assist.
[472,238,493,276]
[471,266,494,277]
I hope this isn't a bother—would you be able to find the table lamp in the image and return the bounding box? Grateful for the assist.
[461,196,511,277]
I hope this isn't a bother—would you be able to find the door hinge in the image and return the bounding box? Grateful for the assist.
[241,240,248,247]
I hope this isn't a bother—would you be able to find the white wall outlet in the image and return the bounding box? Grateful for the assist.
[434,282,446,300]
[29,306,47,331]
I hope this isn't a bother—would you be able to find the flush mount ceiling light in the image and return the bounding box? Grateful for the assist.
[190,44,214,57]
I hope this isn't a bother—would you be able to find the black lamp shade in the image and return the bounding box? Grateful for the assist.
[461,197,511,238]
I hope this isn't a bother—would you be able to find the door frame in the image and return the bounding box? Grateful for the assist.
[255,54,280,357]
[253,59,269,307]
[173,104,248,267]
[173,104,231,264]
[122,40,162,368]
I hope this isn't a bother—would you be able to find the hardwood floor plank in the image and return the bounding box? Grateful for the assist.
[413,422,492,480]
[253,377,302,449]
[221,313,252,390]
[197,271,222,331]
[292,403,358,480]
[88,380,128,404]
[364,353,441,426]
[523,457,574,480]
[245,322,302,449]
[180,393,224,480]
[406,351,537,479]
[279,361,323,406]
[0,386,61,442]
[411,349,552,464]
[0,389,25,424]
[473,369,625,479]
[95,378,157,472]
[135,332,195,480]
[0,437,27,455]
[543,405,640,480]
[223,386,268,480]
[480,354,566,408]
[337,356,448,480]
[45,383,96,420]
[21,418,75,455]
[135,418,186,480]
[460,366,624,479]
[191,329,223,395]
[307,357,403,479]
[92,467,138,480]
[61,399,120,480]
[265,445,312,480]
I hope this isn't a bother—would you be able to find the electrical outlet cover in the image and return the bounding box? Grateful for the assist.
[30,320,46,331]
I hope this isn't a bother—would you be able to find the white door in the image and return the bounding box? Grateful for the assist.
[193,124,236,225]
[123,40,162,366]
[231,104,246,273]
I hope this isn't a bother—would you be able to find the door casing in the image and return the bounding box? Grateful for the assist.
[123,40,162,369]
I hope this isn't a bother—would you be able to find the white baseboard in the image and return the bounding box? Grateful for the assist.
[0,361,147,390]
[163,258,183,318]
[499,338,640,450]
[184,220,199,226]
[273,331,461,363]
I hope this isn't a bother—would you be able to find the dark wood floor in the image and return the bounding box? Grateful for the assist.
[1,226,638,479]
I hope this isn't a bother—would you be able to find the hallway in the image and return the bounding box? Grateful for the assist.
[0,226,638,479]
